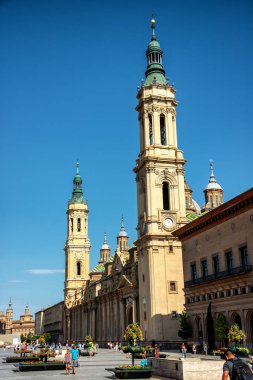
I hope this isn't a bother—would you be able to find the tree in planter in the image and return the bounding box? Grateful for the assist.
[214,315,229,347]
[178,311,192,340]
[43,333,51,343]
[228,324,246,347]
[123,323,144,366]
[20,334,26,343]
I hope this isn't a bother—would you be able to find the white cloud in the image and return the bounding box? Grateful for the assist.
[26,269,64,275]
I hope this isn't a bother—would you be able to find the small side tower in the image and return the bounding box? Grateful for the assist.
[202,160,223,212]
[64,161,91,308]
[117,216,129,252]
[5,299,13,334]
[99,233,111,263]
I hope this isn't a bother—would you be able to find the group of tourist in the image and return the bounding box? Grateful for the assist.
[181,342,208,358]
[107,341,121,350]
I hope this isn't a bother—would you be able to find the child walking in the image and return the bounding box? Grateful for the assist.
[64,348,71,375]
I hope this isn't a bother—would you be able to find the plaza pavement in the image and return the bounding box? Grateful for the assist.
[0,348,177,380]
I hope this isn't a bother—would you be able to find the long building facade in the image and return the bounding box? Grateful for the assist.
[173,188,253,347]
[63,19,224,345]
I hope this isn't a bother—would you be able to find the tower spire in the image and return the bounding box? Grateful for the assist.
[70,160,84,203]
[144,17,167,86]
[151,15,156,40]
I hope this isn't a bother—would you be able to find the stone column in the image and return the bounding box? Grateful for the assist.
[120,298,125,336]
[132,297,137,323]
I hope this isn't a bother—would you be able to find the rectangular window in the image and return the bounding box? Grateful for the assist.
[191,263,197,281]
[213,255,219,276]
[241,287,246,294]
[71,218,73,232]
[225,251,233,273]
[168,281,177,293]
[185,196,189,209]
[201,260,208,278]
[216,195,219,206]
[240,246,248,268]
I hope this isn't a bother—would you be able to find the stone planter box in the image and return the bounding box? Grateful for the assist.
[106,367,152,379]
[15,362,65,372]
[5,356,39,363]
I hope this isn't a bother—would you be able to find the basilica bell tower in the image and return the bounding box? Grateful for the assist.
[64,161,90,308]
[134,18,186,341]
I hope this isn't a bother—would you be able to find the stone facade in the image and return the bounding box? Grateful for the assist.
[0,303,35,337]
[35,301,64,343]
[173,188,253,347]
[61,19,228,345]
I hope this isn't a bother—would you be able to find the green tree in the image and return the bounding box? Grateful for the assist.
[20,333,26,343]
[43,333,51,343]
[178,311,192,340]
[214,315,229,346]
[123,323,144,365]
[228,324,246,346]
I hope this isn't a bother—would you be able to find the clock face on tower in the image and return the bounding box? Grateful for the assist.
[163,218,174,228]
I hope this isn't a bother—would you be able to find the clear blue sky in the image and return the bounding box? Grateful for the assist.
[0,0,252,319]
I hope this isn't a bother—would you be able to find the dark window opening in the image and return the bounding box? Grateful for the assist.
[76,262,81,276]
[162,182,170,210]
[185,197,189,209]
[210,195,213,207]
[160,114,166,145]
[191,263,197,281]
[233,288,238,296]
[169,245,173,253]
[143,274,145,282]
[149,114,153,145]
[170,282,176,292]
[216,195,219,206]
[213,255,219,276]
[77,218,81,232]
[241,287,246,294]
[240,246,248,268]
[220,291,224,298]
[201,260,208,278]
[225,251,233,273]
[71,218,73,232]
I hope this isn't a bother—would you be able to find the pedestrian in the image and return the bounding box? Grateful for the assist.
[222,349,253,380]
[154,344,159,358]
[181,342,187,358]
[64,348,71,375]
[70,344,79,375]
[203,343,208,356]
[192,343,196,355]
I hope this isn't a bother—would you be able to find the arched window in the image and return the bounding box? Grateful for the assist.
[160,114,166,145]
[162,182,170,210]
[76,262,81,276]
[77,218,81,232]
[70,218,73,232]
[185,197,189,209]
[149,114,153,145]
[210,196,213,207]
[216,195,219,206]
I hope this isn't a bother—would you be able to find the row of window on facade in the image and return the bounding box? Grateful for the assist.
[190,246,249,280]
[187,284,253,304]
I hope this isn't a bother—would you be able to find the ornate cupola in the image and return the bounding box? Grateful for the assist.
[145,18,167,86]
[117,216,128,252]
[99,232,111,263]
[202,160,223,212]
[70,161,84,203]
